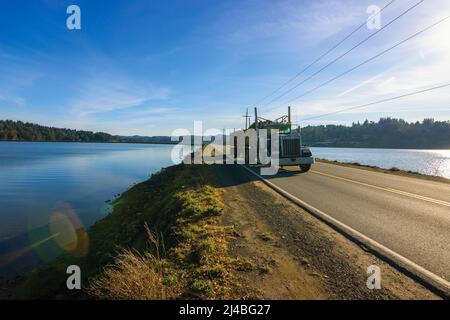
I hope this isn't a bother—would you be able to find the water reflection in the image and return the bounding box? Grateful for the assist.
[311,147,450,179]
[0,142,179,276]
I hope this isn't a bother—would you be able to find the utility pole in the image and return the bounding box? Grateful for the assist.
[254,107,259,163]
[243,108,250,130]
[223,127,226,164]
[288,106,291,124]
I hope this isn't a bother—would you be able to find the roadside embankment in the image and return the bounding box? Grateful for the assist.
[2,164,251,299]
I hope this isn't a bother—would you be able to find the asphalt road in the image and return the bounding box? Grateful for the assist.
[245,161,450,282]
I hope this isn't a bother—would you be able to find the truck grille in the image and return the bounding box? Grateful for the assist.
[281,138,300,157]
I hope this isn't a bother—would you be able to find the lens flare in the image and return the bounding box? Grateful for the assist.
[27,202,89,264]
[49,212,78,252]
[49,203,89,257]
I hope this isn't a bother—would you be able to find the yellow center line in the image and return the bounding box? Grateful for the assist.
[311,170,450,207]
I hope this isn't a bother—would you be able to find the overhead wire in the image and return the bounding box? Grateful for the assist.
[261,0,426,109]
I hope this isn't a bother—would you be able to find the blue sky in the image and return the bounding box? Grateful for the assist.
[0,0,449,135]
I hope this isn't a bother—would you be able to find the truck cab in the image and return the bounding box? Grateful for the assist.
[279,134,314,172]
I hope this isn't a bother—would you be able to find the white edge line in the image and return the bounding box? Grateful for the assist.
[241,165,450,298]
[311,170,450,207]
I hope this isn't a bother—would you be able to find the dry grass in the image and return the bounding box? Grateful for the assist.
[88,248,167,300]
[89,224,169,300]
[258,232,274,242]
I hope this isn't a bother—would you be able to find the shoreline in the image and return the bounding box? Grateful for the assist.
[316,158,450,184]
[0,140,178,145]
[310,145,450,150]
[2,139,450,150]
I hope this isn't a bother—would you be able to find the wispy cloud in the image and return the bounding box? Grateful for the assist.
[0,52,43,108]
[216,0,367,50]
[336,73,386,98]
[69,75,171,117]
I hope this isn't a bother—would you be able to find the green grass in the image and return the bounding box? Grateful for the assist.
[189,280,214,296]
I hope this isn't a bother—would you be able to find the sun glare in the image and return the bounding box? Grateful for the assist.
[422,7,450,55]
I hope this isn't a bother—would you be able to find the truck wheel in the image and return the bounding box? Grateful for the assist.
[300,164,311,172]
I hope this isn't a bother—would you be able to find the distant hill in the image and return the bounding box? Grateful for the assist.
[300,118,450,149]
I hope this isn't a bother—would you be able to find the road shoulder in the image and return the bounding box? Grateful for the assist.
[213,165,439,300]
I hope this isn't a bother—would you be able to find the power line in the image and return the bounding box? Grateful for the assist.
[261,0,426,109]
[281,14,450,107]
[248,0,396,109]
[299,82,450,121]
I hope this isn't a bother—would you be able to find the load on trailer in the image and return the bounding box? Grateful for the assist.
[237,107,315,172]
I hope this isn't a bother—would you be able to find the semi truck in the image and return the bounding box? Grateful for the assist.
[236,107,315,172]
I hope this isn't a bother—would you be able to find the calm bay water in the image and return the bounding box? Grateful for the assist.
[0,142,183,276]
[0,142,449,276]
[0,142,181,241]
[312,147,450,179]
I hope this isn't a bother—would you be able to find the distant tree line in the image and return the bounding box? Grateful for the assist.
[2,118,449,148]
[0,120,180,144]
[300,118,450,149]
[0,120,121,143]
